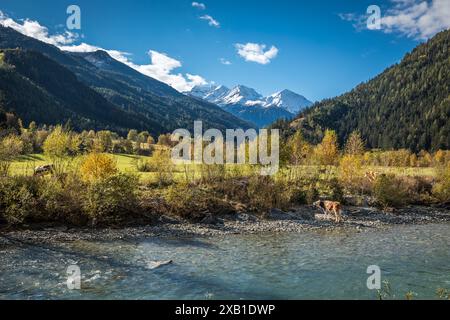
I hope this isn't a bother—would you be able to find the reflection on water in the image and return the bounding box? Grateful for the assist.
[1,223,450,300]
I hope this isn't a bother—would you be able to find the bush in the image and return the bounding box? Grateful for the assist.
[164,182,232,220]
[398,176,434,204]
[286,187,307,205]
[305,186,319,205]
[147,149,174,186]
[37,172,86,225]
[247,176,290,213]
[80,153,118,183]
[0,176,38,225]
[338,155,365,194]
[373,174,408,209]
[433,164,450,203]
[199,164,227,185]
[134,158,155,172]
[83,173,139,224]
[0,135,24,176]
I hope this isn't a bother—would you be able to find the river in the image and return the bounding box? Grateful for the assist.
[1,223,449,299]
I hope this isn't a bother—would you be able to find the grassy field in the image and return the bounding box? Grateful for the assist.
[9,153,437,183]
[10,153,149,175]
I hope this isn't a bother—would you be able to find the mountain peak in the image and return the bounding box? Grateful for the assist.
[224,85,263,105]
[188,83,312,115]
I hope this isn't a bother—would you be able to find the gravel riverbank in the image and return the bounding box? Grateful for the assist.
[1,205,449,245]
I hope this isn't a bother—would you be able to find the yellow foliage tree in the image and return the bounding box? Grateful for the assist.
[286,131,312,165]
[43,126,80,159]
[80,153,118,183]
[314,130,339,166]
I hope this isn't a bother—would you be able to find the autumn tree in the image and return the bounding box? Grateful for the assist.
[43,126,80,159]
[313,130,339,166]
[80,153,118,183]
[344,131,365,156]
[285,131,312,165]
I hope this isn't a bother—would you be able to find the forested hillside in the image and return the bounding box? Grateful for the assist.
[0,49,154,134]
[0,26,252,136]
[287,29,449,152]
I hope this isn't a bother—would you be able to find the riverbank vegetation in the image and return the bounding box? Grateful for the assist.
[0,120,449,228]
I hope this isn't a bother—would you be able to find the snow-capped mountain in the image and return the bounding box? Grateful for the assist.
[264,89,312,114]
[221,85,264,105]
[187,84,312,127]
[189,85,312,115]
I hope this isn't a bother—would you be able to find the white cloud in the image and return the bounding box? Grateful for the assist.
[192,2,206,10]
[200,15,220,28]
[220,58,232,65]
[0,12,208,92]
[130,50,207,92]
[235,43,279,65]
[340,0,450,39]
[0,13,78,46]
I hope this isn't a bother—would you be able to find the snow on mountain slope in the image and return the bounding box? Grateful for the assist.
[189,85,312,114]
[187,84,313,127]
[264,89,312,114]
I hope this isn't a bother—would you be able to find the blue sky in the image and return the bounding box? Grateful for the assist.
[0,0,449,101]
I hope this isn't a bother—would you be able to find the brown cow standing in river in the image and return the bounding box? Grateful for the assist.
[314,200,344,223]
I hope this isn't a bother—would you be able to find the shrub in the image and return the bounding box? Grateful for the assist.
[164,182,231,220]
[338,155,364,194]
[305,186,319,205]
[398,176,434,204]
[247,176,290,213]
[134,158,155,172]
[0,135,24,176]
[373,174,408,209]
[37,172,86,225]
[286,187,307,205]
[83,173,139,224]
[147,149,174,186]
[0,176,38,225]
[80,153,118,183]
[433,164,450,203]
[199,164,226,185]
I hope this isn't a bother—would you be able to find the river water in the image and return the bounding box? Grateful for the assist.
[1,223,449,300]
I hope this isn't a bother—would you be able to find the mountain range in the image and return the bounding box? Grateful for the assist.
[0,25,252,136]
[188,84,312,127]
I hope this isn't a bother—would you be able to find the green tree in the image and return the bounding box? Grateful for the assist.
[43,126,80,159]
[138,131,150,144]
[127,129,138,142]
[94,130,113,153]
